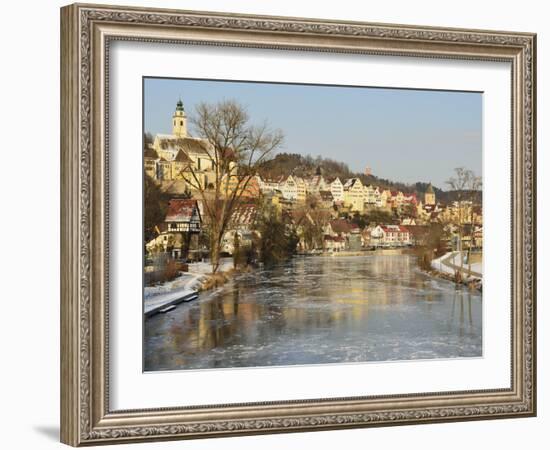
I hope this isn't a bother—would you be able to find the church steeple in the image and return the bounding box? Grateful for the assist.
[424,182,436,206]
[172,99,187,137]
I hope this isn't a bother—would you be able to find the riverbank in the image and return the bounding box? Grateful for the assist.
[425,251,483,292]
[144,259,234,316]
[197,265,254,291]
[298,247,412,257]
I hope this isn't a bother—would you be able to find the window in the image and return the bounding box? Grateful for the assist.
[180,120,184,126]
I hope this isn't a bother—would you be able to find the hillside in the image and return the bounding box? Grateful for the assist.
[257,153,481,204]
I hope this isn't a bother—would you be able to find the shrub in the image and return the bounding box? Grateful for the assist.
[161,259,179,283]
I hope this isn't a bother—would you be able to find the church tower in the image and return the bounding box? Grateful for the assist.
[424,183,436,206]
[172,99,187,137]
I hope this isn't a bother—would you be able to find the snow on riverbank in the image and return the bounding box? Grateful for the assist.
[186,259,234,275]
[144,258,234,298]
[144,258,235,316]
[431,251,482,280]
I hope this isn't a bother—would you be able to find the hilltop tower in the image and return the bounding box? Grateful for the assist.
[424,183,436,206]
[172,99,187,137]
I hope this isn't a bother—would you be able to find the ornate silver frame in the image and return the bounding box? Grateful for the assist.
[60,3,536,446]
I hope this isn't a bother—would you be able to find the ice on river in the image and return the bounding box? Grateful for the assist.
[144,255,482,371]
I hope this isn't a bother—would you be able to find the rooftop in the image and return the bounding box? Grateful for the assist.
[165,199,200,223]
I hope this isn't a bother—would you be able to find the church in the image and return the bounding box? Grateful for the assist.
[144,99,217,189]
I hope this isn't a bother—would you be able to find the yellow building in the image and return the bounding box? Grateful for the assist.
[144,145,158,178]
[439,201,481,226]
[295,177,307,203]
[145,100,222,190]
[343,178,365,212]
[172,99,187,137]
[380,190,392,210]
[220,174,260,199]
[424,183,436,206]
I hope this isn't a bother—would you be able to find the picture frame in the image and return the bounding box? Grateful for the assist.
[60,3,536,446]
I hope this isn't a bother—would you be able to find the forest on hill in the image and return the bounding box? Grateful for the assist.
[257,152,481,204]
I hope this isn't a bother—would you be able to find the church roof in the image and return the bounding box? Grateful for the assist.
[174,149,192,163]
[156,135,210,155]
[144,147,158,159]
[426,183,435,194]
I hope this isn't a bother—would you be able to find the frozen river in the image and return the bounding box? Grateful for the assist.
[144,254,482,371]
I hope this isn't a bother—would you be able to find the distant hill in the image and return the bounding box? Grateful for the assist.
[258,153,481,205]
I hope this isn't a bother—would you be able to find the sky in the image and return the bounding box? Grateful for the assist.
[144,77,482,190]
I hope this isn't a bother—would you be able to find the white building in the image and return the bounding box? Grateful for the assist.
[307,175,328,195]
[330,177,344,203]
[371,225,411,247]
[258,176,280,194]
[364,184,381,205]
[280,175,298,201]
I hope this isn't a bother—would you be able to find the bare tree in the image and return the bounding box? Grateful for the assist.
[445,167,482,279]
[293,198,330,252]
[179,100,283,273]
[466,174,482,277]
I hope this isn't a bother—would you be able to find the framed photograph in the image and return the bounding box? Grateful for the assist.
[60,3,536,446]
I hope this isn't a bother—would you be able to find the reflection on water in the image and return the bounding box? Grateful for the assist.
[144,255,482,371]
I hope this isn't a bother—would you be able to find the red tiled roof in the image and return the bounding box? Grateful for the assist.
[165,199,200,222]
[380,225,409,233]
[230,204,258,226]
[329,219,354,234]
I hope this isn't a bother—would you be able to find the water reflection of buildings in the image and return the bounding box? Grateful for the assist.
[178,257,424,351]
[145,255,482,370]
[450,289,476,337]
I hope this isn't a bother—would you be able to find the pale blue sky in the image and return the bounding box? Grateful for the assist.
[144,77,482,189]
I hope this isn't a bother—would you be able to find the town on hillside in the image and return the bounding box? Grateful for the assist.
[144,99,483,281]
[143,87,484,371]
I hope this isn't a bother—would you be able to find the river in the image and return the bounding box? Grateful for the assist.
[144,254,482,371]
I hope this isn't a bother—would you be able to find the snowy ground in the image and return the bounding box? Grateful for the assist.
[431,252,482,279]
[143,258,234,316]
[185,258,233,275]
